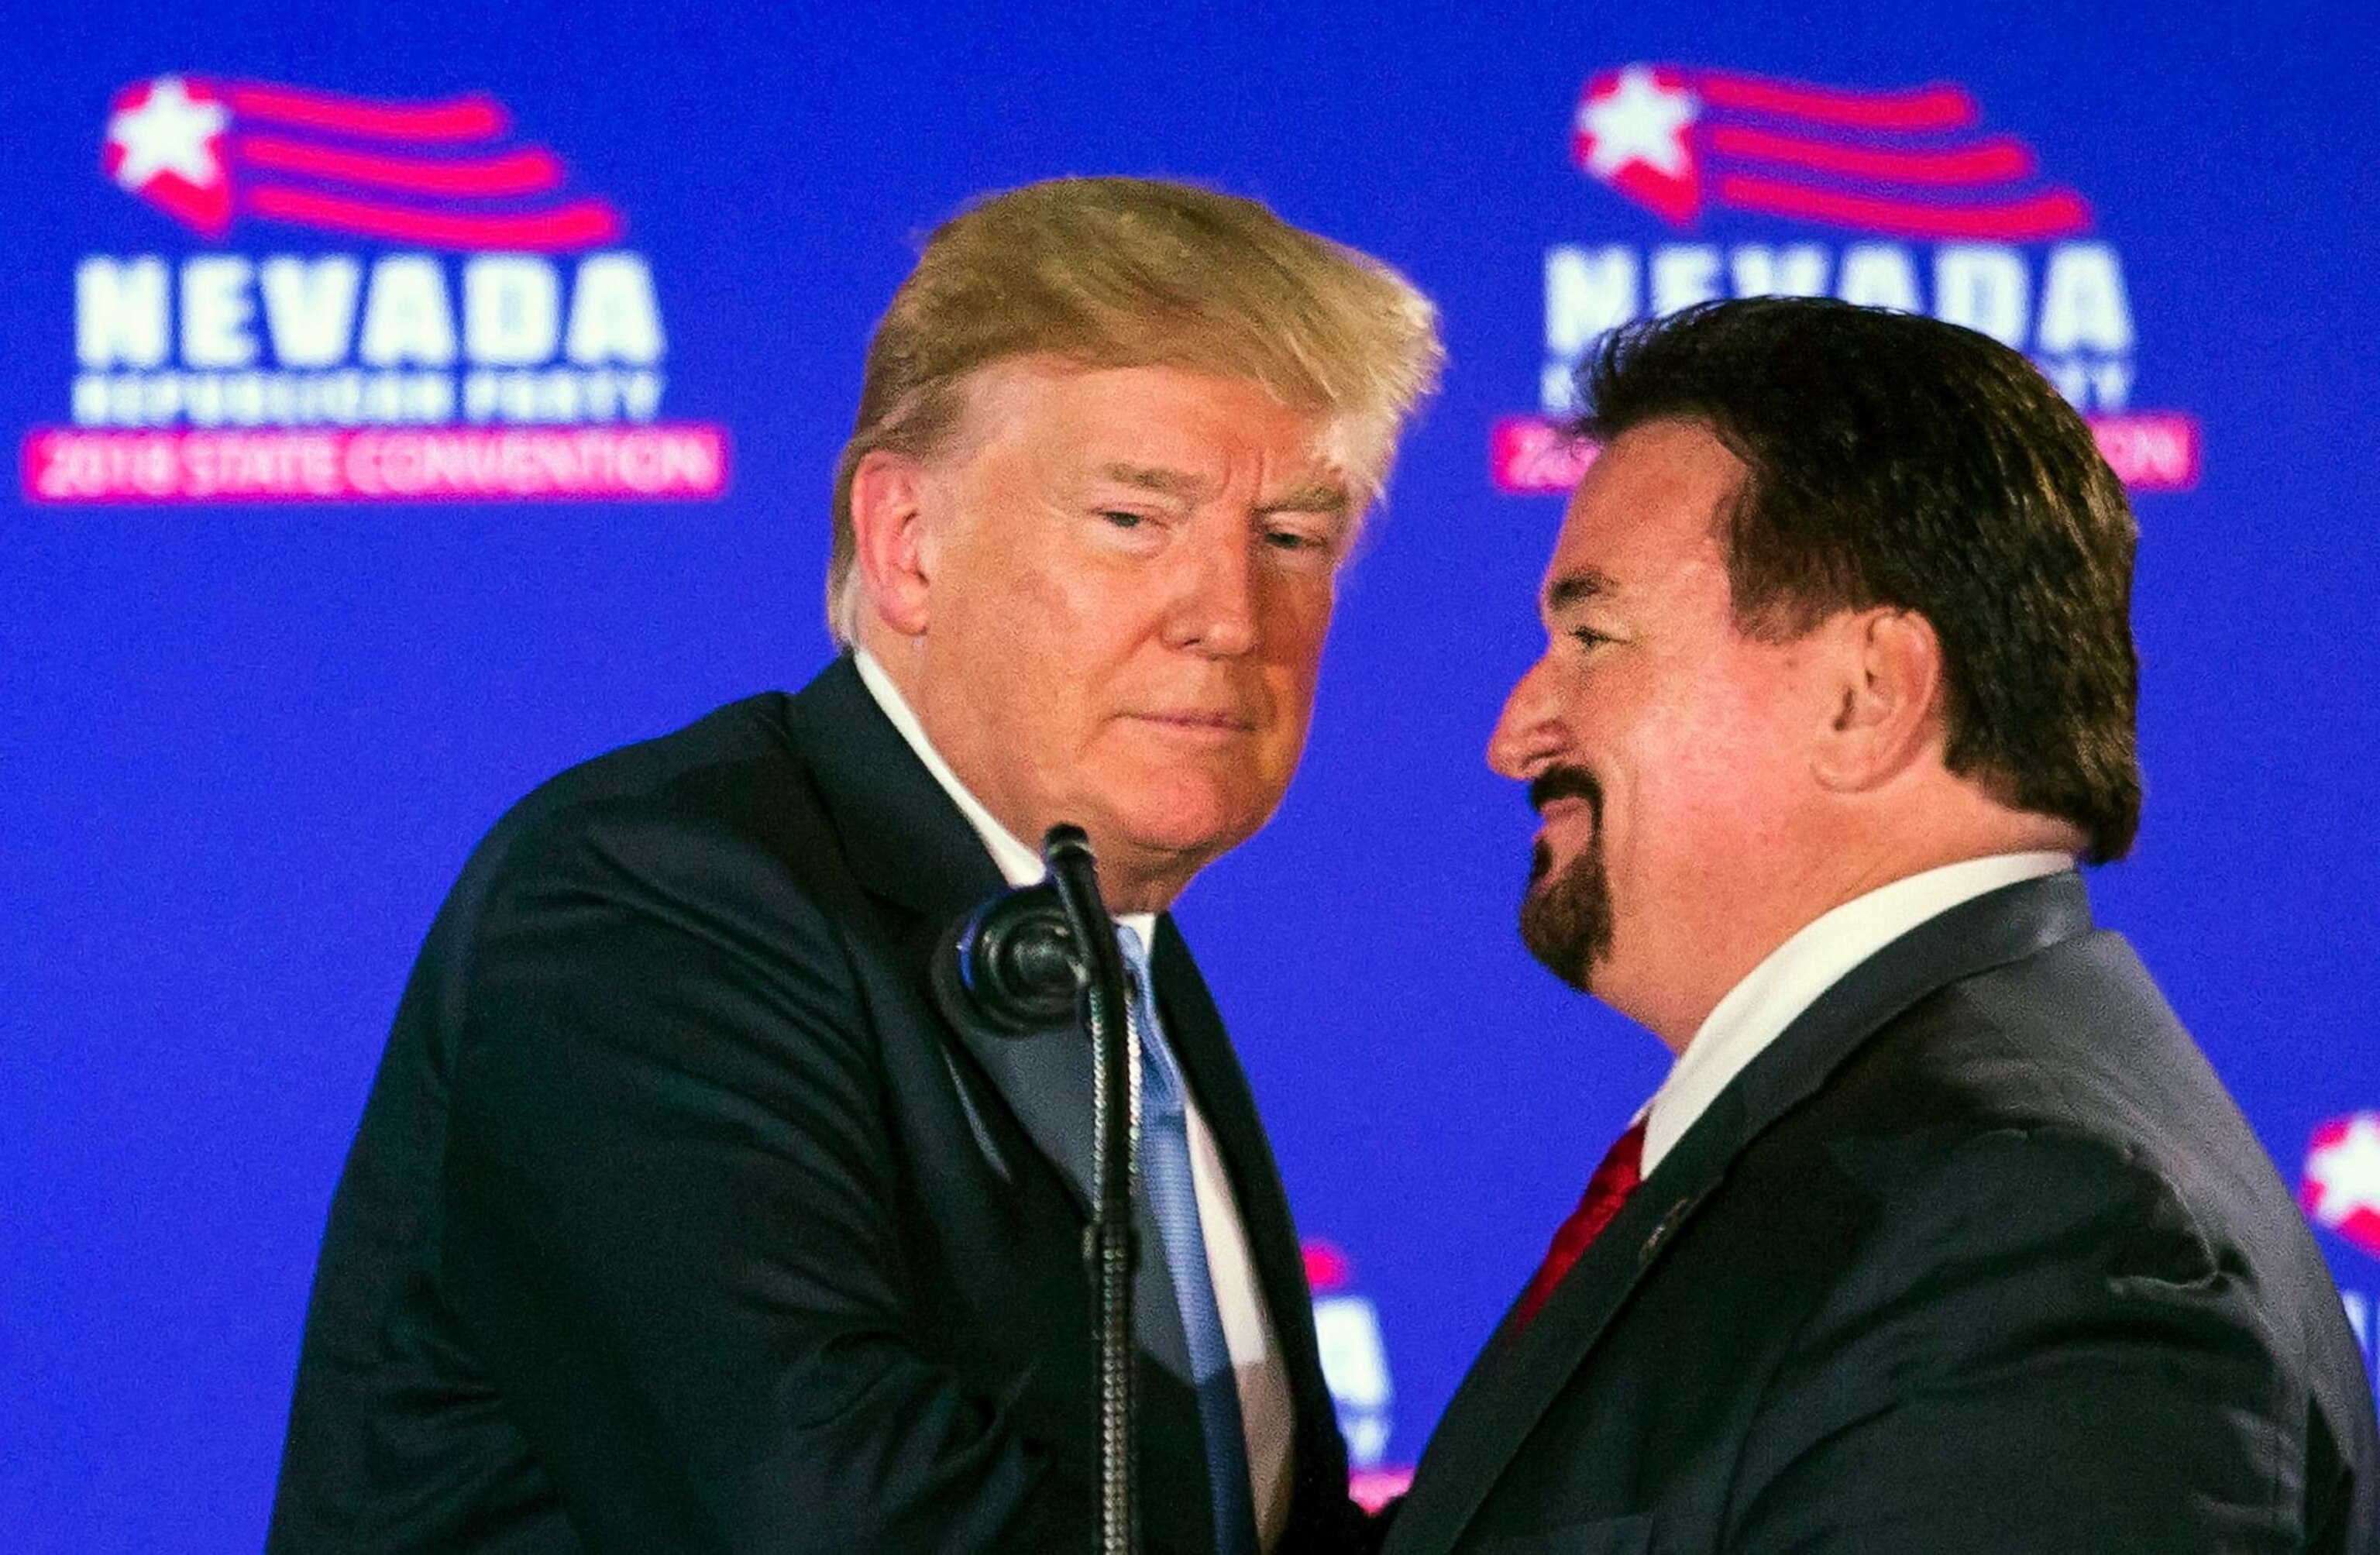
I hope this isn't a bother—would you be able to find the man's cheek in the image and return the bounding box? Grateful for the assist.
[1007,556,1096,633]
[1274,591,1336,665]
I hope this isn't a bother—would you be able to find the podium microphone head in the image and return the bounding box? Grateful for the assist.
[935,880,1080,1034]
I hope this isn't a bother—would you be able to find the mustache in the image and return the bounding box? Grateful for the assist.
[1528,765,1603,819]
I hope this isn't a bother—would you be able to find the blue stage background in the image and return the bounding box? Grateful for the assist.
[5,2,2377,1546]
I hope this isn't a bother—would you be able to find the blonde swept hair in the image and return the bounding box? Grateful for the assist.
[827,175,1445,642]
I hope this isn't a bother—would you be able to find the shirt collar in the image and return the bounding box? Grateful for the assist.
[851,648,1157,945]
[1639,850,2077,1175]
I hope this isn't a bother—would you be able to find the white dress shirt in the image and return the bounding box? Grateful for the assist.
[1639,851,2078,1175]
[853,649,1295,1546]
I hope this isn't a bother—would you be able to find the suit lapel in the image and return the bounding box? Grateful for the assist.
[783,656,1009,930]
[1384,1089,1744,1555]
[782,655,1196,1381]
[1386,874,2099,1555]
[787,658,1099,1203]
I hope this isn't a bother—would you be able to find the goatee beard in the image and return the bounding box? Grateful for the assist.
[1519,765,1612,989]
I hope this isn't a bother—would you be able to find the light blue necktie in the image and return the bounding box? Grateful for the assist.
[1116,923,1261,1555]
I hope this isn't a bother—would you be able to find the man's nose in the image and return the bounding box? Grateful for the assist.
[1164,531,1259,657]
[1488,658,1563,780]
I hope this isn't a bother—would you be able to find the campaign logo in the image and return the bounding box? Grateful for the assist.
[1304,1240,1410,1509]
[26,76,725,505]
[1493,64,2198,497]
[102,75,622,249]
[2304,1113,2380,1259]
[1574,64,2089,239]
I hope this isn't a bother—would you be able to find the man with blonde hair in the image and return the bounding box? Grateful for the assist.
[270,177,1441,1554]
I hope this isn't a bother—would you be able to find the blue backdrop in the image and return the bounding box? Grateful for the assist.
[6,2,2378,1546]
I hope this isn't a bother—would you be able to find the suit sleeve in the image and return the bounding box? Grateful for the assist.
[1722,1126,2305,1553]
[440,798,1084,1553]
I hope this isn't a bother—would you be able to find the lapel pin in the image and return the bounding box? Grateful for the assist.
[1639,1199,1691,1266]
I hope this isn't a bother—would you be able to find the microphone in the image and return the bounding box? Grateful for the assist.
[932,823,1142,1552]
[934,825,1111,1035]
[937,879,1080,1034]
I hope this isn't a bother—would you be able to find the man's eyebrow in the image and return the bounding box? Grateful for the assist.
[1254,481,1353,518]
[1095,463,1204,498]
[1543,569,1616,613]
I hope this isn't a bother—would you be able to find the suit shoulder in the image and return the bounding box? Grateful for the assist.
[1752,937,2279,1316]
[1730,1082,2368,1553]
[1804,929,2250,1178]
[494,691,804,838]
[449,698,887,1082]
[458,692,840,886]
[1773,931,2371,1452]
[411,692,869,1002]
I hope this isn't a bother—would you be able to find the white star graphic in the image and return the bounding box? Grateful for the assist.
[2307,1115,2380,1226]
[1577,67,1697,180]
[107,76,228,191]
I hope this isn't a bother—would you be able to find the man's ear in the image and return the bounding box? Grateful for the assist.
[848,449,935,638]
[1811,608,1945,793]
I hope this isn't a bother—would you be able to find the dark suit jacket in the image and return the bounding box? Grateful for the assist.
[269,656,1358,1553]
[1384,874,2378,1554]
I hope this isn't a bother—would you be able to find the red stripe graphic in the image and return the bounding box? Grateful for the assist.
[106,74,627,249]
[1573,64,2089,238]
[1696,70,1977,130]
[243,185,623,251]
[222,82,507,143]
[1713,173,2089,241]
[1704,126,2034,186]
[236,134,562,197]
[1704,69,1979,130]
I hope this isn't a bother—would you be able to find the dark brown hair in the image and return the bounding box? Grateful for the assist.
[1578,297,2141,862]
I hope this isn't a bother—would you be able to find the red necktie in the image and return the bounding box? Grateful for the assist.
[1513,1119,1647,1330]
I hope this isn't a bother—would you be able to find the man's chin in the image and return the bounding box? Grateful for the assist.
[1518,855,1612,992]
[1080,794,1267,903]
[1114,772,1278,845]
[1519,901,1592,991]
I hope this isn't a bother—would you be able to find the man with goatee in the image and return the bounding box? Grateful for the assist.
[1384,298,2376,1555]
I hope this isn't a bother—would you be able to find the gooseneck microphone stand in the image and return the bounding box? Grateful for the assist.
[936,824,1141,1554]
